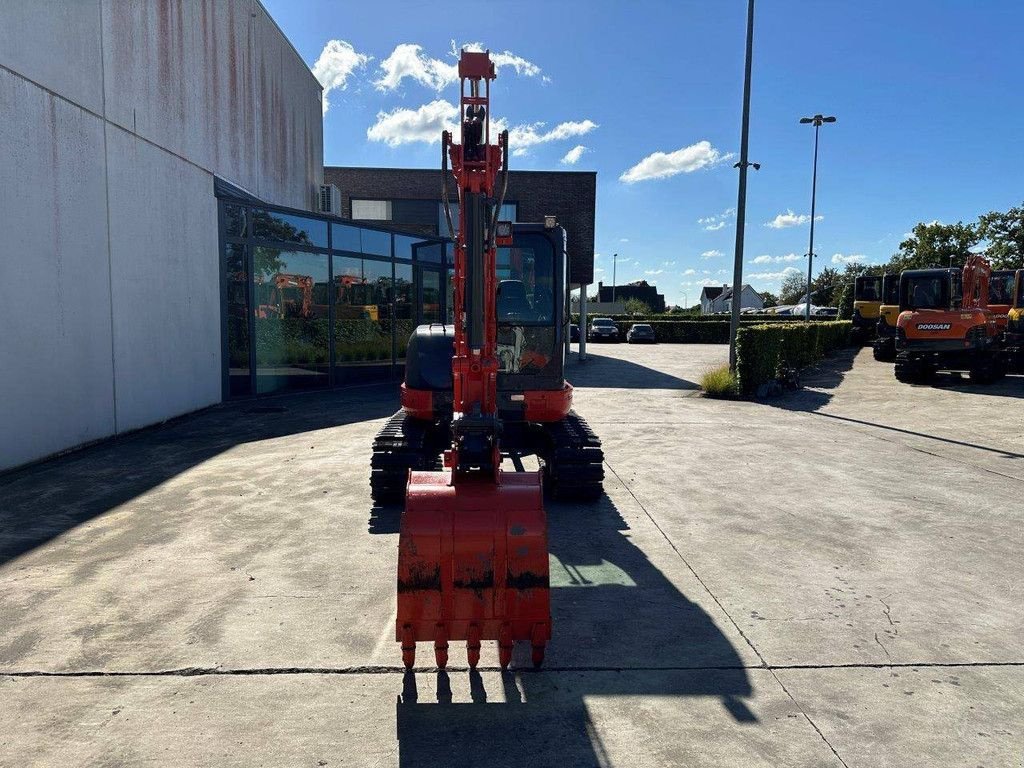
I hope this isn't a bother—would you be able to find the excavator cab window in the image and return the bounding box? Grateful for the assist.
[496,233,558,375]
[1017,272,1024,307]
[882,274,900,305]
[903,272,952,310]
[989,271,1014,305]
[854,275,881,302]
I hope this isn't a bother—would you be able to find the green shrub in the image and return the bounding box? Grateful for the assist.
[700,364,737,398]
[735,321,851,396]
[605,320,731,343]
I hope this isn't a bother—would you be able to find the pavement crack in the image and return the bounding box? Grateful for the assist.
[3,660,1023,678]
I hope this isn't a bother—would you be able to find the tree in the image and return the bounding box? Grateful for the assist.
[779,272,806,305]
[889,220,978,272]
[810,266,844,307]
[624,298,653,315]
[758,291,778,308]
[976,203,1024,269]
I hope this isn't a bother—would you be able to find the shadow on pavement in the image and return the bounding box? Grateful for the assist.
[0,386,399,568]
[392,495,755,767]
[566,350,702,391]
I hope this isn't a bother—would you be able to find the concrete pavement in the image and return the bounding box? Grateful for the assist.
[1,344,1021,766]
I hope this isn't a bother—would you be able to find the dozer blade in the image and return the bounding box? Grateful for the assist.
[397,470,551,670]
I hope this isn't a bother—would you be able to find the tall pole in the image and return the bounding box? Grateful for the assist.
[728,0,756,372]
[612,253,617,304]
[805,123,820,321]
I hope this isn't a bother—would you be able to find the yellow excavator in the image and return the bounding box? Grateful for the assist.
[852,274,882,343]
[872,273,900,361]
[1007,269,1024,371]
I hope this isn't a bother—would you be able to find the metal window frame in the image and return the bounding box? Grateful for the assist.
[215,188,450,399]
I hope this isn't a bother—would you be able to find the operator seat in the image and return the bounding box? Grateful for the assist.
[497,280,534,321]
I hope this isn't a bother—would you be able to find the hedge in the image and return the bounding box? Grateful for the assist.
[734,321,852,396]
[574,313,814,324]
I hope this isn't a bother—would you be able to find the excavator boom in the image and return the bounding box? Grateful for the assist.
[396,50,551,670]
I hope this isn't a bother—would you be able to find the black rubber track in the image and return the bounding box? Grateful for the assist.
[369,411,442,505]
[539,410,605,502]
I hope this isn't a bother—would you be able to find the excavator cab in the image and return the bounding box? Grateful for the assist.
[1006,269,1024,370]
[852,274,882,342]
[895,260,1005,384]
[872,272,901,361]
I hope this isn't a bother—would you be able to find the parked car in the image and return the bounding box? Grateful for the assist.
[626,323,656,344]
[588,317,619,342]
[569,323,580,343]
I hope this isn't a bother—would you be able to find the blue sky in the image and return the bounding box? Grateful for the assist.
[264,0,1024,307]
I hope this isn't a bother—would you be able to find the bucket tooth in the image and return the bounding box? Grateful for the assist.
[467,624,482,668]
[434,624,449,669]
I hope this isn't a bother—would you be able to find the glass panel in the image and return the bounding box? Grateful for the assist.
[496,233,556,323]
[414,241,443,263]
[446,268,455,323]
[394,234,419,262]
[499,202,518,222]
[361,228,391,258]
[224,243,251,396]
[252,209,328,248]
[331,223,361,253]
[989,272,1015,305]
[224,204,246,237]
[333,256,392,382]
[421,269,442,324]
[252,248,330,394]
[497,326,558,376]
[394,263,414,361]
[904,274,947,310]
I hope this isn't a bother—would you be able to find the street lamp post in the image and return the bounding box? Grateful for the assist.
[612,253,617,304]
[728,0,759,372]
[799,114,835,321]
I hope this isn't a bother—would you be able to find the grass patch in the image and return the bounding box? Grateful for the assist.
[700,364,738,398]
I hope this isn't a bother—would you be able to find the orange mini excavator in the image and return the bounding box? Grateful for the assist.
[895,254,1006,384]
[376,50,604,671]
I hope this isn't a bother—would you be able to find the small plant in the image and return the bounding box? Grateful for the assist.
[700,364,737,398]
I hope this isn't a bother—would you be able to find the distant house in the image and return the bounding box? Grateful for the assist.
[597,280,666,313]
[700,284,764,314]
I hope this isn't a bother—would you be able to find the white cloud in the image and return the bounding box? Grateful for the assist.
[715,269,729,275]
[619,238,630,243]
[765,210,824,229]
[750,253,802,265]
[374,44,456,91]
[375,41,542,92]
[560,144,588,165]
[312,40,372,114]
[663,260,676,266]
[697,208,735,231]
[620,140,732,184]
[594,267,605,274]
[747,266,802,282]
[701,249,724,259]
[644,269,664,276]
[367,99,459,146]
[507,120,598,156]
[831,253,867,265]
[683,268,696,276]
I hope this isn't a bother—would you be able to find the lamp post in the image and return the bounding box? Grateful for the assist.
[612,253,617,304]
[728,0,759,372]
[799,113,836,321]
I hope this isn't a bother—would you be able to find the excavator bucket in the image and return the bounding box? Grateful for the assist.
[397,470,551,669]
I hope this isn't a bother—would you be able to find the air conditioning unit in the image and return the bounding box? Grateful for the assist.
[319,184,341,216]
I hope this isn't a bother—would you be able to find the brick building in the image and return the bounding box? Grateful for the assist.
[323,167,597,285]
[597,280,666,313]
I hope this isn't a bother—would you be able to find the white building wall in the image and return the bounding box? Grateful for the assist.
[0,1,323,471]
